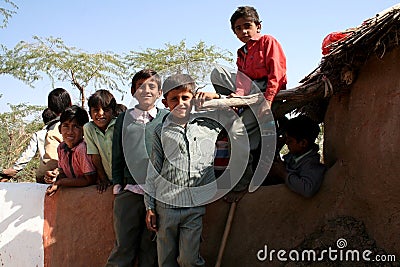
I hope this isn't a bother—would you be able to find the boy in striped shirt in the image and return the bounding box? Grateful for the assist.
[144,74,222,267]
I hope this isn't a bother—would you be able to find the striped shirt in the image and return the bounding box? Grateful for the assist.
[144,115,222,209]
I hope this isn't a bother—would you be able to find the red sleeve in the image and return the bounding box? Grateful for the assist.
[264,36,287,102]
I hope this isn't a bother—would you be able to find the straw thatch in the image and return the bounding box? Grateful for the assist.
[274,4,400,122]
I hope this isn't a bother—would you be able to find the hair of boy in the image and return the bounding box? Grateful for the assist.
[115,103,127,115]
[60,105,89,126]
[42,108,58,125]
[162,73,196,98]
[87,89,117,116]
[48,88,72,115]
[131,69,161,94]
[284,115,320,144]
[230,6,261,31]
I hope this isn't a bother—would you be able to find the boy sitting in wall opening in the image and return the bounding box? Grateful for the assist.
[266,115,326,197]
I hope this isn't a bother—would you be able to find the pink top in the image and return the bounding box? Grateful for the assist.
[57,141,96,179]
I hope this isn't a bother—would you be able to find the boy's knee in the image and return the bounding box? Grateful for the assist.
[211,66,236,95]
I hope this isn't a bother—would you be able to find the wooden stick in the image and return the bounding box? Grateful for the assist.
[199,93,265,110]
[215,202,238,267]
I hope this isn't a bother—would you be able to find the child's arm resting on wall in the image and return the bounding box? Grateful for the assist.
[55,172,97,187]
[46,168,97,196]
[91,154,110,193]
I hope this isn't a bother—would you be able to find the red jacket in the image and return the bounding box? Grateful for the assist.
[236,34,287,102]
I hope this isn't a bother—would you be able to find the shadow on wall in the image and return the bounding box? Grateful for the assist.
[0,183,48,267]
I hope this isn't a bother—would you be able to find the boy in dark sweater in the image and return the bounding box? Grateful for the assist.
[268,115,326,197]
[106,69,168,267]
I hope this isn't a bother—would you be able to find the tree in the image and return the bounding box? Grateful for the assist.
[1,44,43,86]
[1,36,130,107]
[0,103,44,182]
[0,0,17,29]
[126,40,233,88]
[1,37,233,107]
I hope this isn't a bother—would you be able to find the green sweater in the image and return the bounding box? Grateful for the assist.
[112,108,169,186]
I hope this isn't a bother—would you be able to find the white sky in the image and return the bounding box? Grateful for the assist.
[1,0,399,112]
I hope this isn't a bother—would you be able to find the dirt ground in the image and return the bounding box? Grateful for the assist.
[285,216,399,267]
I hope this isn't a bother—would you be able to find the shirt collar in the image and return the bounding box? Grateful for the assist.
[62,141,82,152]
[293,148,313,163]
[131,106,158,119]
[92,117,116,134]
[240,33,263,52]
[163,113,202,129]
[250,33,263,41]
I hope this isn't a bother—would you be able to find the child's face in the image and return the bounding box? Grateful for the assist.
[59,118,84,148]
[90,105,113,131]
[132,78,161,111]
[162,89,193,120]
[285,134,308,156]
[233,17,261,43]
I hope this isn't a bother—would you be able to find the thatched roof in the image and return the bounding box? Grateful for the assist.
[274,4,400,122]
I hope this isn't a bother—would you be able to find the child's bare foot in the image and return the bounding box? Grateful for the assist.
[223,190,247,203]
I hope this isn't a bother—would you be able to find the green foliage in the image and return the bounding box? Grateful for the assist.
[126,40,233,88]
[0,103,44,182]
[1,44,43,85]
[0,0,17,29]
[1,36,130,107]
[127,40,233,70]
[1,37,233,107]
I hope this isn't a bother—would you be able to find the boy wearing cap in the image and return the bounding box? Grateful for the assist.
[144,73,223,267]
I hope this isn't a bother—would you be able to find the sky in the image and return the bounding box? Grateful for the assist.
[1,0,399,113]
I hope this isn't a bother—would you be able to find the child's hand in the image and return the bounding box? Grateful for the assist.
[194,92,219,109]
[228,92,239,98]
[44,169,59,184]
[2,168,17,177]
[46,184,58,196]
[96,179,110,194]
[146,209,158,232]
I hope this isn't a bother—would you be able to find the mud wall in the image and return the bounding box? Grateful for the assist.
[323,46,400,254]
